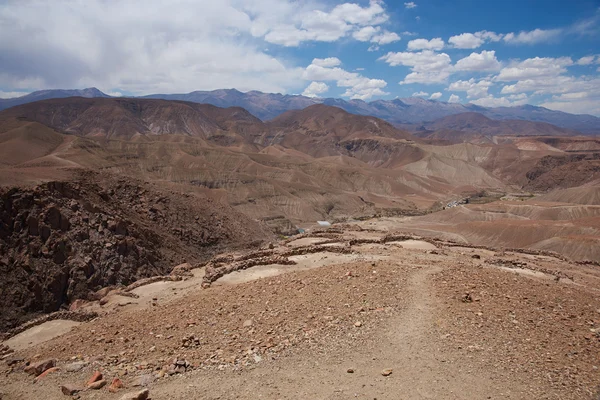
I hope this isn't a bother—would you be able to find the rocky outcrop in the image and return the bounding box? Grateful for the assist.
[0,171,273,332]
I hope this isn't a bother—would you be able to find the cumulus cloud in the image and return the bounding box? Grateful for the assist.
[302,81,329,97]
[0,0,397,95]
[263,0,390,46]
[576,55,596,65]
[448,31,503,49]
[412,91,428,97]
[503,28,562,44]
[497,57,573,82]
[429,92,442,100]
[312,57,342,68]
[447,78,493,99]
[303,58,388,100]
[455,50,501,72]
[0,0,319,94]
[379,50,452,84]
[407,38,444,51]
[353,26,400,45]
[404,2,417,9]
[448,94,460,103]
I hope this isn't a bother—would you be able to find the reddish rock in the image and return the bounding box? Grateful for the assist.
[88,379,107,390]
[24,359,56,376]
[86,370,103,385]
[109,377,124,393]
[34,366,60,382]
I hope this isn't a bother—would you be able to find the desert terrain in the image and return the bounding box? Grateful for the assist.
[0,97,599,399]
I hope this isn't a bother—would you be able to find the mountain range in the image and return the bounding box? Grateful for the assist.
[1,88,599,135]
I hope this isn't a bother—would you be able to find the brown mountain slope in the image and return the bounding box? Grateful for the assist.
[0,97,265,141]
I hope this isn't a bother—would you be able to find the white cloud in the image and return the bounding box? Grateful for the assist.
[0,90,30,98]
[353,26,400,45]
[311,57,342,68]
[302,81,329,97]
[447,78,493,99]
[448,33,484,49]
[448,94,460,103]
[379,50,452,84]
[412,91,428,97]
[455,50,501,71]
[576,55,596,65]
[303,58,388,100]
[429,92,442,100]
[497,57,573,82]
[353,26,379,42]
[503,28,562,45]
[263,1,391,46]
[372,30,401,45]
[469,95,512,107]
[404,2,417,9]
[407,38,444,51]
[0,0,316,95]
[540,99,600,115]
[447,31,503,49]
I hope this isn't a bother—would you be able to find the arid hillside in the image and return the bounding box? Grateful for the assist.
[0,171,273,331]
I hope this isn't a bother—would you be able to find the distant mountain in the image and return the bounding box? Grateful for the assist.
[0,97,264,141]
[0,88,110,111]
[1,87,599,134]
[142,89,320,121]
[482,105,600,135]
[416,112,580,142]
[142,89,600,134]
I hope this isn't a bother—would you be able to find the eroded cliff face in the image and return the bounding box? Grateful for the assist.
[0,171,273,332]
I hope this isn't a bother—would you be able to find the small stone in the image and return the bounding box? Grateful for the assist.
[24,359,56,376]
[65,361,88,372]
[119,388,150,400]
[381,368,393,376]
[347,368,354,373]
[243,319,253,327]
[86,370,103,385]
[34,366,60,382]
[471,254,481,259]
[109,377,124,393]
[130,374,156,387]
[61,384,83,395]
[88,379,107,390]
[354,321,362,327]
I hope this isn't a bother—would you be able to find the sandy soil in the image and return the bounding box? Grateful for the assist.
[1,228,599,400]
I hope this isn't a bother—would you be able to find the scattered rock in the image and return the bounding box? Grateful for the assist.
[109,378,124,393]
[354,321,362,327]
[347,368,354,373]
[24,359,56,376]
[86,370,103,385]
[118,388,150,400]
[34,366,60,382]
[461,293,473,303]
[381,368,393,376]
[130,374,156,387]
[471,254,481,259]
[65,361,88,372]
[61,384,83,396]
[88,379,107,390]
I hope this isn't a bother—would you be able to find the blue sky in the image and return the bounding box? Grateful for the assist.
[0,0,599,114]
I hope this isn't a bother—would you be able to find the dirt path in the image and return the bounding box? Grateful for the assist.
[150,263,530,399]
